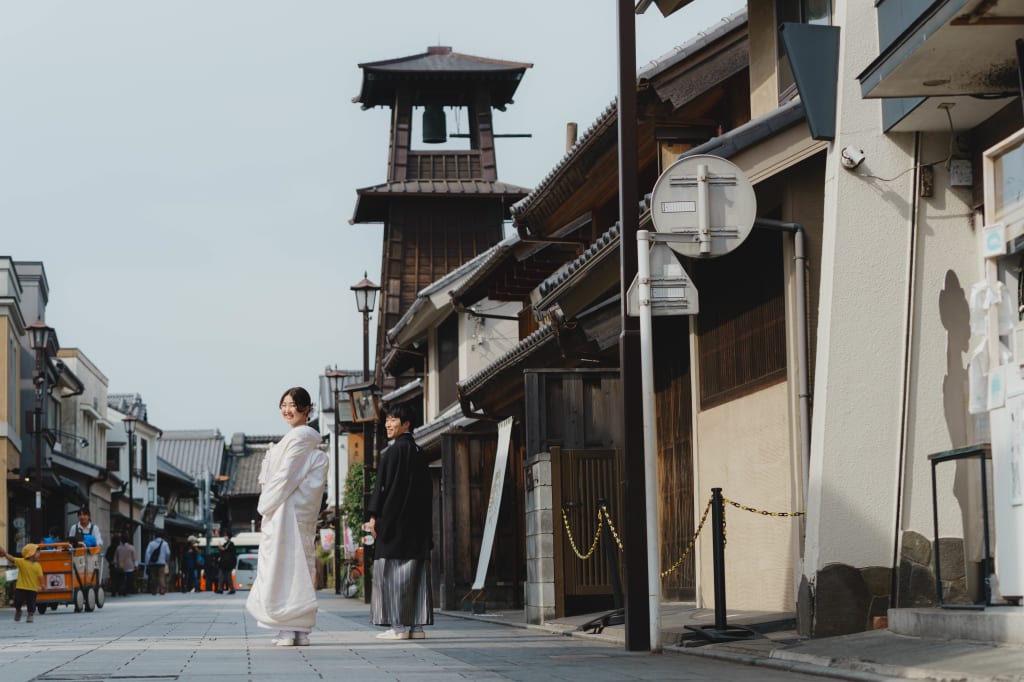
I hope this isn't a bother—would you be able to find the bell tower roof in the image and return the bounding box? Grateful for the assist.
[354,45,532,109]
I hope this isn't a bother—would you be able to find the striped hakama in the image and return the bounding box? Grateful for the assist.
[370,558,434,627]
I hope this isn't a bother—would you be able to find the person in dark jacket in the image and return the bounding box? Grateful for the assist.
[217,534,237,594]
[366,403,433,640]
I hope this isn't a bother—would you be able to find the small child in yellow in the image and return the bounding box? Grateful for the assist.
[0,543,44,622]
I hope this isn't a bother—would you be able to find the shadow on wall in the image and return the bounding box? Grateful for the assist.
[798,272,975,638]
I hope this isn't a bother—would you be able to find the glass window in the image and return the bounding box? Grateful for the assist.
[106,445,120,472]
[777,0,832,97]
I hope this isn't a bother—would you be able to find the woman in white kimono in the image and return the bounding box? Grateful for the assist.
[246,387,328,646]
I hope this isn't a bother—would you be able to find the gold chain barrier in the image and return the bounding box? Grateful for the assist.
[660,496,713,578]
[722,498,806,518]
[561,503,625,559]
[560,506,604,560]
[562,495,804,573]
[600,504,625,551]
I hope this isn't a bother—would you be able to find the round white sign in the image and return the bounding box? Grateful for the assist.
[649,154,756,258]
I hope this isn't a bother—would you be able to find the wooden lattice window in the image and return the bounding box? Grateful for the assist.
[695,229,786,409]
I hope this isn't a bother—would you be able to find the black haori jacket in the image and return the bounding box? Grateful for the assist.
[367,432,433,560]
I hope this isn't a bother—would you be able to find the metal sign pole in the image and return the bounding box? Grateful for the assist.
[636,229,662,651]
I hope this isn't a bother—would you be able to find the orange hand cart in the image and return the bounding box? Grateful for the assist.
[34,542,106,614]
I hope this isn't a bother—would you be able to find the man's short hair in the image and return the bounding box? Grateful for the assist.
[78,508,91,516]
[385,403,416,428]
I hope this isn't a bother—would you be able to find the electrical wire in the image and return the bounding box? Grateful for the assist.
[857,105,957,183]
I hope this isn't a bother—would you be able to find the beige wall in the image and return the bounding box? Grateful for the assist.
[900,131,979,540]
[748,0,779,119]
[695,382,799,611]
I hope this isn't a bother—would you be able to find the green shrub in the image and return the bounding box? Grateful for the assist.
[340,462,375,537]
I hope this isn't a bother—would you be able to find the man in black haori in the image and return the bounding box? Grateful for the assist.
[367,403,433,640]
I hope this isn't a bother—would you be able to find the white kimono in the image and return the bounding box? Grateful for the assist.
[245,425,328,631]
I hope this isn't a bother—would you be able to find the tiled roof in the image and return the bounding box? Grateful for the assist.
[414,404,476,453]
[354,46,531,109]
[222,433,291,497]
[356,180,531,200]
[381,378,423,403]
[155,429,225,479]
[157,456,195,486]
[352,180,531,224]
[107,393,149,421]
[674,98,805,161]
[358,47,532,74]
[511,9,748,233]
[509,100,617,229]
[446,235,520,303]
[636,8,747,82]
[535,224,621,301]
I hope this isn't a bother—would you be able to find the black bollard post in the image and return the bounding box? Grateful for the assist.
[711,487,727,630]
[599,498,624,610]
[681,487,757,645]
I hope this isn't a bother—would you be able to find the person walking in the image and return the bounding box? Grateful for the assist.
[217,534,237,594]
[114,536,137,596]
[105,534,121,596]
[0,543,44,622]
[143,533,170,595]
[69,508,104,548]
[245,387,329,647]
[367,403,433,640]
[182,543,199,593]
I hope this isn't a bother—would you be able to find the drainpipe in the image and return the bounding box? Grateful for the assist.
[754,218,811,500]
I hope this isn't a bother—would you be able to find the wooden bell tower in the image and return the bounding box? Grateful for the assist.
[350,46,532,383]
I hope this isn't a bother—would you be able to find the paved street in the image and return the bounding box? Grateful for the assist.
[0,591,831,681]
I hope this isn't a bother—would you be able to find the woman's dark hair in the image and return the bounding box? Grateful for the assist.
[385,402,416,428]
[279,386,313,415]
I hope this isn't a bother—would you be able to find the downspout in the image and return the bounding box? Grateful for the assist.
[891,132,923,607]
[754,218,811,499]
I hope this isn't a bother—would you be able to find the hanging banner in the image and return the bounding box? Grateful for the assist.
[471,416,514,590]
[319,528,335,552]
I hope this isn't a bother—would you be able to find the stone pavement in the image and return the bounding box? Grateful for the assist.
[454,602,1024,682]
[0,591,826,681]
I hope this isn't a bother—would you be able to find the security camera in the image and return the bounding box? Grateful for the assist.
[841,146,866,169]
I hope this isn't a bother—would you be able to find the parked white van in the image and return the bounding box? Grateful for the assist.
[234,553,258,591]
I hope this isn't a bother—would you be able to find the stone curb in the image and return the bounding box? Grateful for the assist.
[441,610,1012,682]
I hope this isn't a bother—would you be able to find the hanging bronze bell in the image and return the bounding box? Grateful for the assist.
[422,105,447,144]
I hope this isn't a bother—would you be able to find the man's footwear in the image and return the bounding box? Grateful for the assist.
[375,629,410,640]
[13,610,20,622]
[294,634,310,646]
[409,630,426,639]
[272,637,295,646]
[26,613,34,623]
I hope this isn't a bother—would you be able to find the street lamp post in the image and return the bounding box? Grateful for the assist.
[122,414,137,543]
[324,369,346,595]
[351,273,379,604]
[28,320,54,543]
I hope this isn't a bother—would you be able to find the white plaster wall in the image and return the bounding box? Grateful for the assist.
[900,131,979,541]
[57,350,110,469]
[804,0,919,574]
[696,381,797,611]
[458,300,520,379]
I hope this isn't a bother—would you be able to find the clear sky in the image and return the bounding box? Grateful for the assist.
[0,0,744,436]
